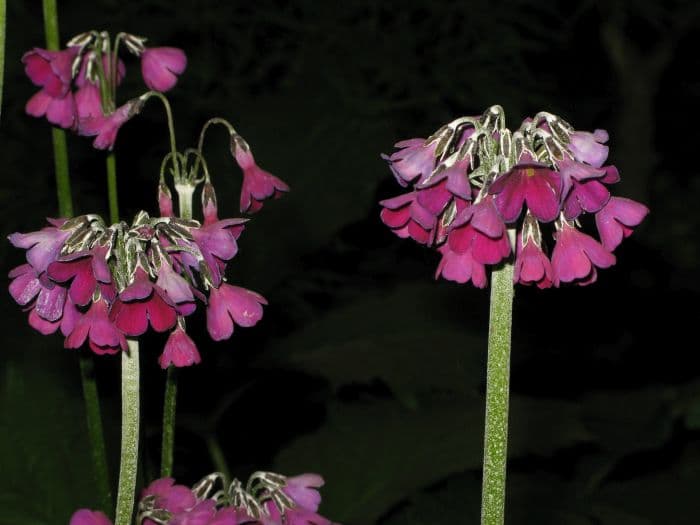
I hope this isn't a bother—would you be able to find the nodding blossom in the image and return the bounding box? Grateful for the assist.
[380,106,648,288]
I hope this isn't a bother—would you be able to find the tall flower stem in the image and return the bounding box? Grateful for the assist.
[42,0,112,513]
[480,262,515,525]
[106,152,119,224]
[160,366,177,477]
[115,339,140,525]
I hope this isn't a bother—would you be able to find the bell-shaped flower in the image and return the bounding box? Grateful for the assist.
[435,243,487,288]
[595,196,649,252]
[260,501,334,525]
[234,145,290,214]
[551,221,615,286]
[79,100,137,150]
[568,129,609,168]
[140,47,187,92]
[284,474,325,512]
[9,264,42,306]
[65,297,127,354]
[168,500,216,525]
[47,246,111,307]
[28,293,79,337]
[8,222,72,274]
[417,156,472,201]
[141,477,197,516]
[22,47,78,98]
[513,227,553,289]
[489,156,562,223]
[25,89,76,129]
[416,179,453,217]
[191,218,248,287]
[562,178,610,220]
[69,509,113,525]
[206,283,266,341]
[383,138,438,185]
[75,82,104,121]
[379,192,436,245]
[159,325,201,369]
[110,268,177,336]
[207,507,254,525]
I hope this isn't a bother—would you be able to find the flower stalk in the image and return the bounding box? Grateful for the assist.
[106,152,119,224]
[115,339,140,525]
[160,366,177,477]
[42,0,112,514]
[480,261,515,525]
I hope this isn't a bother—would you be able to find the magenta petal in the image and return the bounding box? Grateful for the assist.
[472,231,510,265]
[141,47,187,92]
[379,192,415,209]
[60,297,80,337]
[65,313,91,348]
[284,474,324,512]
[112,300,149,336]
[416,180,451,216]
[491,171,526,223]
[159,327,201,368]
[525,170,561,222]
[29,308,61,335]
[595,196,650,249]
[46,94,76,129]
[380,206,410,229]
[9,264,41,305]
[156,265,195,304]
[147,292,178,332]
[224,286,267,327]
[469,198,504,238]
[409,201,436,230]
[141,477,197,514]
[26,89,52,117]
[35,284,66,322]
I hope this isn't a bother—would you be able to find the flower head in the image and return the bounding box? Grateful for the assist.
[206,284,266,341]
[233,136,289,214]
[141,47,187,92]
[159,324,201,369]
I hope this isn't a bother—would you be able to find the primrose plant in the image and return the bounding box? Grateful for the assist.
[8,26,336,525]
[380,105,648,524]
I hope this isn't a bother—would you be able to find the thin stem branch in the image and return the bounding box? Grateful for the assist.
[140,91,181,180]
[160,366,177,477]
[192,117,238,179]
[106,152,119,224]
[205,434,231,481]
[115,339,140,525]
[480,262,515,525]
[42,0,112,514]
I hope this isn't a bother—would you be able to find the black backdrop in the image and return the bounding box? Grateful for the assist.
[1,1,699,524]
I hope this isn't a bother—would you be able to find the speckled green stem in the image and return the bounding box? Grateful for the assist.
[42,0,112,514]
[160,365,177,477]
[115,339,140,525]
[106,153,119,224]
[480,262,515,525]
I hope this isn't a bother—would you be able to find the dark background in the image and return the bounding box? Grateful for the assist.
[1,1,700,524]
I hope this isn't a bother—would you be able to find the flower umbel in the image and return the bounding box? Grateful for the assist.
[380,106,649,288]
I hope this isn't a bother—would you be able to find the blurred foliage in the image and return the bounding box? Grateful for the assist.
[1,0,700,524]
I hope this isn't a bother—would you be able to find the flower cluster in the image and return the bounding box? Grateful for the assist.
[23,31,186,149]
[70,472,338,525]
[8,198,265,367]
[380,106,649,288]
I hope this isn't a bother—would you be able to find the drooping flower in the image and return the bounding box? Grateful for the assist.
[141,47,187,92]
[383,138,439,186]
[513,221,553,289]
[568,129,609,168]
[435,243,488,288]
[25,89,76,129]
[191,218,248,287]
[551,221,615,286]
[141,477,197,516]
[283,474,325,512]
[595,196,649,252]
[65,296,127,354]
[488,155,563,223]
[78,100,138,150]
[379,192,436,245]
[233,140,290,214]
[69,509,113,525]
[562,177,610,220]
[110,267,178,336]
[159,324,201,369]
[206,283,266,341]
[22,47,78,98]
[261,501,333,525]
[47,246,111,307]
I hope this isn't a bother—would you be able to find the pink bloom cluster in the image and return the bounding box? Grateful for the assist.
[8,199,265,367]
[23,31,186,149]
[69,472,338,525]
[380,107,649,288]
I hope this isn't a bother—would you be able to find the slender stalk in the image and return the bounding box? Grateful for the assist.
[115,339,140,525]
[205,434,231,481]
[480,262,515,525]
[42,0,112,513]
[0,0,6,122]
[106,153,119,224]
[140,91,181,180]
[160,366,177,477]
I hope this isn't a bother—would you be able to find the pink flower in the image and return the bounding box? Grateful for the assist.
[488,158,562,223]
[447,223,510,265]
[69,509,113,525]
[141,477,197,516]
[8,222,71,273]
[47,246,112,307]
[415,179,453,216]
[65,297,127,354]
[562,178,610,220]
[513,230,553,289]
[141,47,187,92]
[79,100,136,150]
[261,501,333,525]
[75,83,104,121]
[379,192,436,245]
[234,147,290,214]
[551,222,615,286]
[22,47,78,98]
[416,156,472,200]
[8,264,42,306]
[159,325,201,369]
[159,181,175,217]
[155,258,196,310]
[28,294,79,336]
[383,138,438,186]
[25,89,76,129]
[206,283,266,341]
[208,507,255,525]
[110,268,177,336]
[284,474,324,512]
[191,218,248,287]
[595,196,649,251]
[435,243,487,288]
[568,129,609,168]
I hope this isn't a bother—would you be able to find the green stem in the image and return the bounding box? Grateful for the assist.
[480,262,515,525]
[0,0,6,122]
[115,339,140,525]
[205,434,231,481]
[42,0,112,513]
[106,152,119,224]
[140,91,180,181]
[160,366,177,477]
